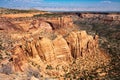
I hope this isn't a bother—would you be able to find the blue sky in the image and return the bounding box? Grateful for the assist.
[0,0,120,11]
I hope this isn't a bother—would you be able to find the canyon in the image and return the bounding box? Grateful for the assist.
[0,9,120,80]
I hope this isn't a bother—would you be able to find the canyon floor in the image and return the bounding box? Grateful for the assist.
[0,8,120,80]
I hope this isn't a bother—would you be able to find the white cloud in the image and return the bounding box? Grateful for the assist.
[101,0,112,4]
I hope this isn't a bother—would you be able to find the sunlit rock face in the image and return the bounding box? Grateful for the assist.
[10,30,110,77]
[28,16,73,31]
[36,37,55,62]
[0,18,22,31]
[66,31,96,58]
[0,15,73,32]
[12,45,28,72]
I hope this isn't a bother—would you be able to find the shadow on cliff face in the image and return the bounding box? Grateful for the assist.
[74,16,120,79]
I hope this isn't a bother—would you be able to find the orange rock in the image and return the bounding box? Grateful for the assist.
[36,37,55,62]
[10,30,110,77]
[12,45,28,72]
[66,31,98,58]
[0,19,22,31]
[53,35,72,61]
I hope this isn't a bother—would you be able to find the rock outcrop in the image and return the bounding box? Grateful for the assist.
[36,37,55,62]
[77,13,120,25]
[12,45,28,72]
[10,30,110,77]
[0,14,73,36]
[0,19,22,31]
[53,35,71,61]
[66,31,99,58]
[28,20,53,32]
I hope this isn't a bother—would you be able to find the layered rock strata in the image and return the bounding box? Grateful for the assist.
[10,31,110,77]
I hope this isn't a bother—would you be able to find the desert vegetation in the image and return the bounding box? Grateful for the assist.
[0,7,45,14]
[33,13,62,18]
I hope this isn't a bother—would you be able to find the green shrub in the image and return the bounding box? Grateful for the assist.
[46,65,53,70]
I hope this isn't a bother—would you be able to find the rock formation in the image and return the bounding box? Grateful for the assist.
[53,35,71,61]
[12,45,28,72]
[0,18,22,31]
[10,30,110,77]
[76,13,120,25]
[36,37,55,62]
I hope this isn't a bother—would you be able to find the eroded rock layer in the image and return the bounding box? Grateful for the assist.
[10,30,110,77]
